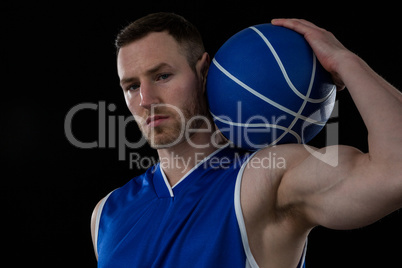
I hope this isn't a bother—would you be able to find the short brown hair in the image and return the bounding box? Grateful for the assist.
[115,12,205,71]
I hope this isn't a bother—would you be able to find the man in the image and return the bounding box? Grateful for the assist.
[91,13,402,267]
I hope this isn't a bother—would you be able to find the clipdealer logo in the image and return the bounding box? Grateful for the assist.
[64,101,147,161]
[64,100,339,168]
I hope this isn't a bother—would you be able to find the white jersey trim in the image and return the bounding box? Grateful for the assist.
[234,151,259,268]
[94,190,115,257]
[234,152,308,268]
[159,143,231,196]
[159,168,175,197]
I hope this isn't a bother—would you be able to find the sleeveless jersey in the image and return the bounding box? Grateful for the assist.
[95,144,306,267]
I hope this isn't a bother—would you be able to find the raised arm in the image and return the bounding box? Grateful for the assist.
[271,19,402,229]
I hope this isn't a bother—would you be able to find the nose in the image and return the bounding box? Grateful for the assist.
[139,82,159,109]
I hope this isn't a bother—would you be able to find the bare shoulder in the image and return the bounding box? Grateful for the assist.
[240,144,310,222]
[240,144,312,266]
[91,198,105,239]
[241,144,311,186]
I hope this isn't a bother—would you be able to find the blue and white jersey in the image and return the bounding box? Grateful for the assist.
[94,144,306,267]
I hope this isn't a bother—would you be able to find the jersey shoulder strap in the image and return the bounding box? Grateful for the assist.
[94,190,115,257]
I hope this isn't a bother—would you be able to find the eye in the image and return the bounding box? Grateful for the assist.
[128,83,140,91]
[157,73,171,81]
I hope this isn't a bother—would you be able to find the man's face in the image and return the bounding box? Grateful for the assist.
[117,32,208,149]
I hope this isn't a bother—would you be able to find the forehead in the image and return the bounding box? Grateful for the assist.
[117,32,187,79]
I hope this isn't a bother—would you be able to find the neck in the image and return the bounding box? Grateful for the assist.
[157,125,226,187]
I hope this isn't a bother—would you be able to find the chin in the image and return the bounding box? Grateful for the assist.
[146,129,185,149]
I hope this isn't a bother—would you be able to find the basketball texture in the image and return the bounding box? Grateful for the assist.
[207,23,336,150]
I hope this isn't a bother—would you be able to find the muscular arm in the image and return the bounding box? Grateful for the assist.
[271,19,402,230]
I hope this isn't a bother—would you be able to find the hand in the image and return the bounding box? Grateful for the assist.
[271,18,351,91]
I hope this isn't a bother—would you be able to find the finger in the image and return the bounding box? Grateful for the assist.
[332,75,346,92]
[295,19,320,29]
[271,18,321,35]
[271,18,316,27]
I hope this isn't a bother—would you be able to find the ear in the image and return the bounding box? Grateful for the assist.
[196,52,210,92]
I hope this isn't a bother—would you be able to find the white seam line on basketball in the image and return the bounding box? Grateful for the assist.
[212,58,325,126]
[210,111,301,143]
[249,26,335,104]
[271,52,316,145]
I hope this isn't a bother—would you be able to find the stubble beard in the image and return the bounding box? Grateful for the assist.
[138,89,210,149]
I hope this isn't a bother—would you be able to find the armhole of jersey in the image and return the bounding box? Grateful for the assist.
[94,190,115,257]
[299,238,308,268]
[234,153,308,268]
[234,151,259,268]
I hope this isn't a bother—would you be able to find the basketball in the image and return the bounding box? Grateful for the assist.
[206,23,337,150]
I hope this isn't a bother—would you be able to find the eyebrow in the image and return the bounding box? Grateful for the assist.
[120,62,173,87]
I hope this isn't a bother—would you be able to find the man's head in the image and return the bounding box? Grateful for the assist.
[116,13,212,149]
[116,12,205,73]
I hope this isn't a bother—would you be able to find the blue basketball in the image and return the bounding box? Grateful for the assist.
[207,23,336,150]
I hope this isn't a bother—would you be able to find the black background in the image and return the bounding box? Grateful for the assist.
[2,1,401,267]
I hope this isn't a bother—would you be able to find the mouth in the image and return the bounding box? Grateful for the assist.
[145,115,170,127]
